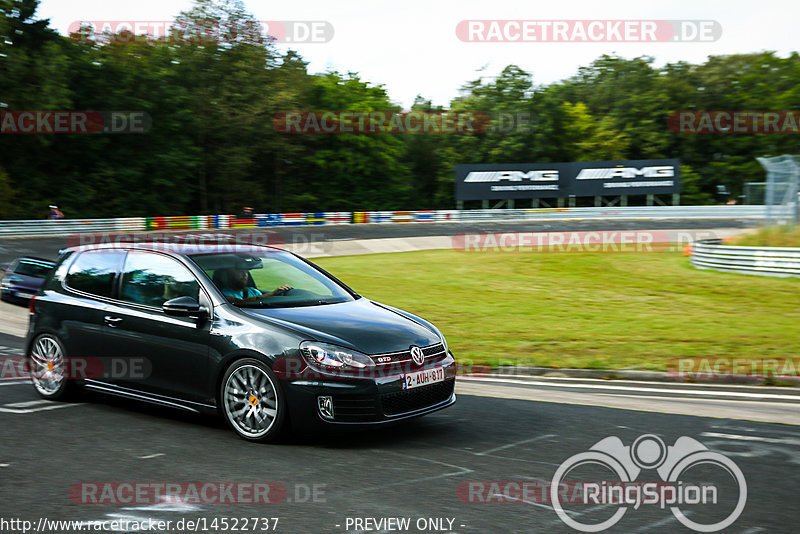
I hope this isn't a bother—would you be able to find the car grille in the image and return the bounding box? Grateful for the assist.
[331,395,379,422]
[381,379,455,417]
[371,342,447,366]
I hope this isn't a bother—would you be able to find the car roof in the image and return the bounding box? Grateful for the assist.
[60,241,285,256]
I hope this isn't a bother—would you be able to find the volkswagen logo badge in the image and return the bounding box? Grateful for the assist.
[410,346,425,366]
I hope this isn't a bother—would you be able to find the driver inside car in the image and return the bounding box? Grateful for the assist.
[218,268,291,304]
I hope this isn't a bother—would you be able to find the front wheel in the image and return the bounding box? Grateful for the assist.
[29,334,78,401]
[220,358,286,442]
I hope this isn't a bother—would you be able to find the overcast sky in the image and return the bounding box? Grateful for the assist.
[36,0,798,108]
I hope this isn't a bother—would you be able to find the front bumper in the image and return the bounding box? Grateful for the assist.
[283,353,457,430]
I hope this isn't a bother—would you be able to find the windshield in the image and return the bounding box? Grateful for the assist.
[189,250,355,308]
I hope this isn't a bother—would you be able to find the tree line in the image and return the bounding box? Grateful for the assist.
[1,0,799,219]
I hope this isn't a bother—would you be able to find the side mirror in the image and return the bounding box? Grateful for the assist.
[163,296,207,318]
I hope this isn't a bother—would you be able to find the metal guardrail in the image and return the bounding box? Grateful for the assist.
[690,238,800,277]
[449,205,781,221]
[0,217,146,237]
[0,205,787,238]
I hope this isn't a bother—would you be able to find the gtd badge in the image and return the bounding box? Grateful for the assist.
[410,346,425,366]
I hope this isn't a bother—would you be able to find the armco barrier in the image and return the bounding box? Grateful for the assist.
[690,238,800,277]
[367,211,393,224]
[0,205,787,238]
[414,210,435,222]
[0,217,146,237]
[324,212,351,224]
[281,213,306,226]
[392,211,414,223]
[306,212,326,225]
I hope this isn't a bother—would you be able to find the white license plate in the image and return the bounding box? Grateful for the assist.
[401,366,445,390]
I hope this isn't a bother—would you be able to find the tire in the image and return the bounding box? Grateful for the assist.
[220,358,286,442]
[28,334,78,401]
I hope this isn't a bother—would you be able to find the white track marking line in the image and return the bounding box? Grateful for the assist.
[482,374,793,390]
[628,513,687,533]
[488,492,552,510]
[356,450,473,492]
[700,432,800,446]
[0,401,82,414]
[597,393,800,406]
[459,376,800,400]
[137,453,165,459]
[476,434,557,456]
[5,399,55,408]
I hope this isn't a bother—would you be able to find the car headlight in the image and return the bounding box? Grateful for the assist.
[430,326,448,353]
[300,341,375,370]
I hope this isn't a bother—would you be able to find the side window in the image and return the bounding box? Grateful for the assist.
[16,260,53,278]
[65,251,125,298]
[120,252,200,308]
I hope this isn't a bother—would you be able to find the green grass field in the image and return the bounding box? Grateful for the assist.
[731,224,800,247]
[312,249,800,370]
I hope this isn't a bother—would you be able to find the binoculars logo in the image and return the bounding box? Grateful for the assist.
[551,434,747,532]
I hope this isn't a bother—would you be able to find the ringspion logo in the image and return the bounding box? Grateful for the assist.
[551,434,746,532]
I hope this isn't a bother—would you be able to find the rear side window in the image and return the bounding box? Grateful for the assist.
[120,252,200,308]
[15,260,53,278]
[65,251,125,298]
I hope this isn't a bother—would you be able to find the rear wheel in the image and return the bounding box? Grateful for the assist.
[29,334,77,400]
[220,358,285,442]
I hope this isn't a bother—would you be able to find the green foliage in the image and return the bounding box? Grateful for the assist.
[0,1,798,217]
[731,225,800,247]
[0,167,16,218]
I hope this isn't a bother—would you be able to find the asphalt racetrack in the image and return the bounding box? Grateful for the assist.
[0,217,758,264]
[1,218,798,533]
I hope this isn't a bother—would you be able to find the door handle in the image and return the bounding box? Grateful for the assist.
[104,316,123,327]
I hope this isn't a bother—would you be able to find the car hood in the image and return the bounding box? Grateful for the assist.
[241,297,440,354]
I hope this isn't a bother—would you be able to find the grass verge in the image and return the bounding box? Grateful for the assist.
[730,224,800,247]
[313,249,800,371]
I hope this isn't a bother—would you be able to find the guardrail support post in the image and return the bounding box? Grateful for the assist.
[594,196,601,207]
[620,195,628,207]
[673,193,680,206]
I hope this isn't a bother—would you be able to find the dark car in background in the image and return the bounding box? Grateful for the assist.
[26,242,456,442]
[1,257,55,305]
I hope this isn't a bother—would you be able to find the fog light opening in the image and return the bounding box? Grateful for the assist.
[317,395,334,420]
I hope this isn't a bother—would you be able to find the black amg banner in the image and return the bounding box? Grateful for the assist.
[455,159,681,200]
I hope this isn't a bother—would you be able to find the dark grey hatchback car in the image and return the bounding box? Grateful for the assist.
[26,242,456,441]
